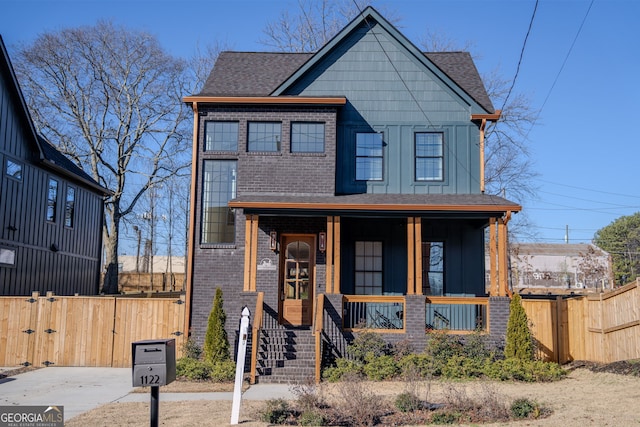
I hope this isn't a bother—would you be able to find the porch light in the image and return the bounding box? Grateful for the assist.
[318,232,326,252]
[269,231,278,251]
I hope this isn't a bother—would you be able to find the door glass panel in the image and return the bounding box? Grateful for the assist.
[284,241,311,300]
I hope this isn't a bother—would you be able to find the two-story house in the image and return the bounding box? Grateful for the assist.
[0,35,109,295]
[184,7,521,383]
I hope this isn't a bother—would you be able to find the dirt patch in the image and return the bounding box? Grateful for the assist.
[65,368,640,426]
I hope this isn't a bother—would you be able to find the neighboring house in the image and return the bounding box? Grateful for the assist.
[184,7,521,382]
[118,255,186,274]
[0,35,109,296]
[506,243,613,294]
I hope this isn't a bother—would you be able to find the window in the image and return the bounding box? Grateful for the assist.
[5,159,22,181]
[0,247,16,266]
[291,122,325,153]
[248,122,281,152]
[202,160,237,244]
[356,133,383,181]
[355,241,383,295]
[415,132,444,181]
[65,186,76,228]
[205,121,238,152]
[422,241,444,295]
[46,178,59,223]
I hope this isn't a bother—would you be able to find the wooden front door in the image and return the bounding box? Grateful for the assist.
[280,235,315,326]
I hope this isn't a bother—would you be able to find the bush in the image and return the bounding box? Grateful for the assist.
[363,354,399,380]
[431,411,460,424]
[510,398,541,419]
[181,337,202,360]
[323,358,363,382]
[299,410,327,426]
[504,293,534,361]
[209,359,236,382]
[334,372,385,427]
[203,288,230,364]
[484,357,566,382]
[176,357,211,381]
[260,398,290,424]
[395,392,423,413]
[347,330,390,361]
[398,353,436,378]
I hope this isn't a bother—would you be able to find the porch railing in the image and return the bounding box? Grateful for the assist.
[343,295,405,331]
[249,291,264,384]
[425,296,488,333]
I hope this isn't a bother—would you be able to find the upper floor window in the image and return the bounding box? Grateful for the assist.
[205,121,238,152]
[65,186,76,228]
[46,178,59,223]
[415,132,444,181]
[248,122,281,152]
[355,133,383,181]
[201,160,237,244]
[5,158,22,181]
[291,122,325,153]
[355,241,383,295]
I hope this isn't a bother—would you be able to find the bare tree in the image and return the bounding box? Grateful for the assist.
[14,21,192,293]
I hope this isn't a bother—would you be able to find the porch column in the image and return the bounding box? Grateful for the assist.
[325,216,341,294]
[489,218,498,296]
[407,217,423,295]
[243,214,259,292]
[497,213,512,297]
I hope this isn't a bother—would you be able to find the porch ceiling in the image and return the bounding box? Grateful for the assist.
[229,193,521,217]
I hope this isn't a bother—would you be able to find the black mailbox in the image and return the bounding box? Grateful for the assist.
[132,339,176,387]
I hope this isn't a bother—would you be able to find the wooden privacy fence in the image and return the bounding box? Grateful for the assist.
[522,279,640,364]
[0,292,186,368]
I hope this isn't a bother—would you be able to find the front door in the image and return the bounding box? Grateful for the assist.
[280,235,315,326]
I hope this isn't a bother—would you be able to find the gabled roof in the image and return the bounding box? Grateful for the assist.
[195,7,494,113]
[0,35,109,195]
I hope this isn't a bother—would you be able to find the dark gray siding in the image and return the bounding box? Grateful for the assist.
[284,22,482,195]
[0,62,103,296]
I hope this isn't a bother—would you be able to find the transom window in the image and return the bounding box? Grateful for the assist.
[5,159,22,181]
[202,160,237,244]
[422,241,444,295]
[205,121,238,152]
[65,186,76,228]
[356,133,383,181]
[415,132,444,181]
[355,241,383,295]
[46,178,58,223]
[248,122,281,152]
[291,122,325,153]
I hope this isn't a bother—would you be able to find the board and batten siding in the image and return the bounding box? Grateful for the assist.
[285,21,482,196]
[1,62,103,296]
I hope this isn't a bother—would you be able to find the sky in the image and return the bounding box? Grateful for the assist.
[1,0,639,248]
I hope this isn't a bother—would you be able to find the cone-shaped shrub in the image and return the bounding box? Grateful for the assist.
[504,293,534,361]
[204,288,230,363]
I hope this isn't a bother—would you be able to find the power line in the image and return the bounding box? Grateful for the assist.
[535,178,640,200]
[501,0,539,111]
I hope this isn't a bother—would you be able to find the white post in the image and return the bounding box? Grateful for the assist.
[230,307,250,425]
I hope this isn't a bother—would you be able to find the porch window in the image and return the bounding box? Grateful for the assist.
[201,160,237,244]
[356,133,383,181]
[248,122,281,152]
[205,121,238,152]
[64,186,76,228]
[291,122,325,153]
[415,132,443,181]
[46,178,58,223]
[422,241,444,295]
[355,241,383,294]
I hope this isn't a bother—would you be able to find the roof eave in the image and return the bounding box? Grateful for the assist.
[182,95,347,106]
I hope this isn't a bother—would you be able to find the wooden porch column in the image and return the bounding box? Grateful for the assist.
[326,216,334,294]
[325,216,341,294]
[407,217,423,295]
[243,214,259,292]
[497,216,509,296]
[407,218,415,295]
[489,218,498,296]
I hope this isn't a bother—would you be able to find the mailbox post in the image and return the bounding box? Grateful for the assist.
[132,339,176,427]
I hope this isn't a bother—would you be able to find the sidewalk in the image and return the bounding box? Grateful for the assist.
[0,367,294,421]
